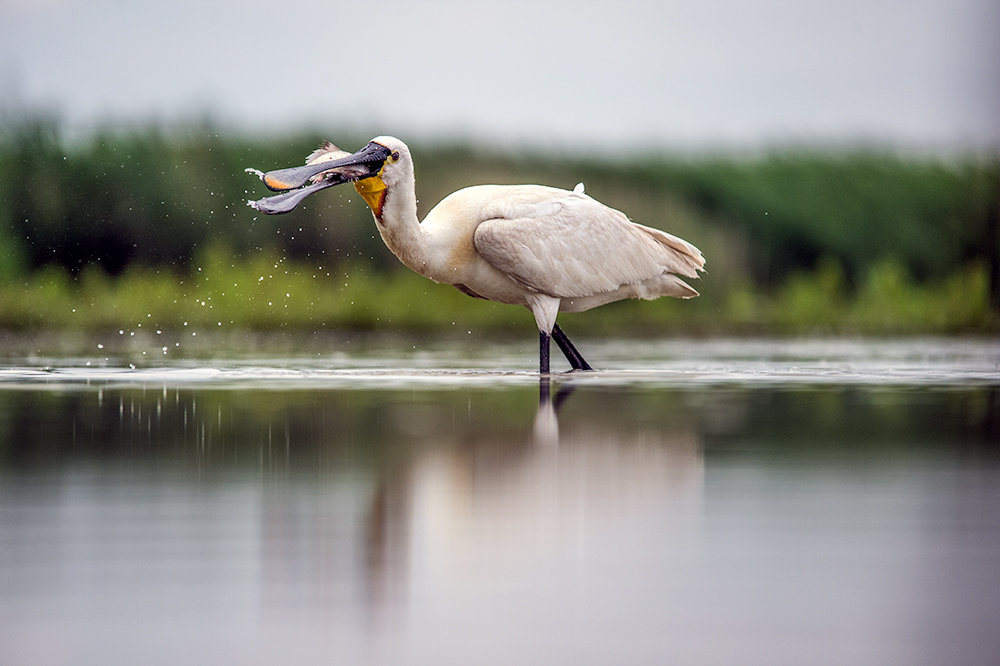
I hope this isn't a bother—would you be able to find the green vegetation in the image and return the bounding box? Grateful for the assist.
[1,242,992,340]
[1,117,997,344]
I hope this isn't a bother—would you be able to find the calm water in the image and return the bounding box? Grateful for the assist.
[1,339,998,666]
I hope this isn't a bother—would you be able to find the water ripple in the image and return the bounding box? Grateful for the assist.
[2,338,997,390]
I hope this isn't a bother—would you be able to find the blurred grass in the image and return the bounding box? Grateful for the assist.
[1,117,998,341]
[1,241,993,339]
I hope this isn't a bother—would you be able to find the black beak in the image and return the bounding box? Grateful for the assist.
[247,141,393,215]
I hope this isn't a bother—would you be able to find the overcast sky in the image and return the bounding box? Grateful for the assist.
[1,0,998,152]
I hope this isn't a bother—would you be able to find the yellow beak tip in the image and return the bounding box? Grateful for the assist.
[264,175,290,190]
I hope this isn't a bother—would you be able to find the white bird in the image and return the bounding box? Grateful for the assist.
[248,137,705,374]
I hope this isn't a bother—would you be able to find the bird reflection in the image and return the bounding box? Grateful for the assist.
[534,376,577,447]
[254,381,704,625]
[347,379,703,624]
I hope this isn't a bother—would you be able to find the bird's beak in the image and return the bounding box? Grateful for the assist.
[247,141,393,215]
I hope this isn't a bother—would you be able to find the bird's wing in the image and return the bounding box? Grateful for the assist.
[474,188,703,298]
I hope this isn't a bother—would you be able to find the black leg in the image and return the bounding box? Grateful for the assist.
[552,324,593,371]
[539,330,551,375]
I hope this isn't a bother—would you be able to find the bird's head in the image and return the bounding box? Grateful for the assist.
[247,136,410,217]
[349,136,412,220]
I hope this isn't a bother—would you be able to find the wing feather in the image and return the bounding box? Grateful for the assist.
[473,187,703,299]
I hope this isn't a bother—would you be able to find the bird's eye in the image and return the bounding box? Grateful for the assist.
[391,151,400,162]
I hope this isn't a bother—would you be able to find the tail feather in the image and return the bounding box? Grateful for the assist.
[636,223,706,278]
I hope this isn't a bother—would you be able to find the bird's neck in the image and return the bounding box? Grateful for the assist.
[353,174,426,274]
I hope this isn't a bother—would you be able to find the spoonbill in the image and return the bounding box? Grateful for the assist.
[248,137,704,374]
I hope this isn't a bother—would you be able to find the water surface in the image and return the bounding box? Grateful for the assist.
[1,338,998,666]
